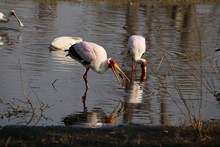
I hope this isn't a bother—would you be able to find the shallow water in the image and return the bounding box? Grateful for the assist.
[0,0,220,126]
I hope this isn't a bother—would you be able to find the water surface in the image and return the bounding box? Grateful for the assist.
[0,0,220,126]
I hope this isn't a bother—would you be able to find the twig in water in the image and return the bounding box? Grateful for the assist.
[52,79,58,91]
[157,55,164,72]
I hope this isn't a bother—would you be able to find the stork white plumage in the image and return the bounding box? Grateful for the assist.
[49,36,83,51]
[0,10,24,27]
[66,41,130,90]
[128,35,147,80]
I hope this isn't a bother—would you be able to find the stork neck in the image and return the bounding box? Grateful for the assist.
[136,58,146,64]
[4,12,12,22]
[95,59,109,74]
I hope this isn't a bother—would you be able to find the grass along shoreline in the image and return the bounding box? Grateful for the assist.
[0,122,220,146]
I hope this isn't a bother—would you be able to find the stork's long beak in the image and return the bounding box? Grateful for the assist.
[13,13,24,27]
[111,63,130,88]
[141,61,147,81]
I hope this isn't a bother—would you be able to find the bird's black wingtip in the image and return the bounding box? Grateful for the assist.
[215,48,220,52]
[65,50,69,56]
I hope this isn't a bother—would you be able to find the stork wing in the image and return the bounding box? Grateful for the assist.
[76,42,97,62]
[68,41,97,65]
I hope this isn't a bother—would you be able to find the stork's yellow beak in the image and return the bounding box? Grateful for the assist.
[141,61,147,81]
[111,63,130,88]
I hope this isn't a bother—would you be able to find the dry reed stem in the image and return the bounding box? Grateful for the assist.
[18,59,35,125]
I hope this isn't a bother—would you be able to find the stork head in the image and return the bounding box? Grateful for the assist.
[108,58,130,87]
[10,10,16,16]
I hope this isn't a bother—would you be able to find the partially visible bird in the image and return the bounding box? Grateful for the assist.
[66,41,130,90]
[128,35,147,79]
[0,10,24,27]
[49,36,82,51]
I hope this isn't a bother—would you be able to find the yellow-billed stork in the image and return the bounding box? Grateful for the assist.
[66,41,130,90]
[128,35,147,79]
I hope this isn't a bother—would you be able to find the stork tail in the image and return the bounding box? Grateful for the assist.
[65,49,70,56]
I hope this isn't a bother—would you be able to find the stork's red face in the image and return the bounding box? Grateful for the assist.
[108,59,130,87]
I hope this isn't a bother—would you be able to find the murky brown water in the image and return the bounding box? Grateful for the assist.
[0,0,220,126]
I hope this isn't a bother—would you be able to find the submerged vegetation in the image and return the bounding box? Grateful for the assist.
[0,60,50,125]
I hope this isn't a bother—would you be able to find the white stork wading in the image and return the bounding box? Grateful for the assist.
[128,35,147,80]
[0,10,24,27]
[66,41,130,90]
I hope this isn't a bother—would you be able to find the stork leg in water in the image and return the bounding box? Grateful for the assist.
[83,67,90,91]
[82,89,88,112]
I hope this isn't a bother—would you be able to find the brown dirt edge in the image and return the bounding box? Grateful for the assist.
[0,125,220,146]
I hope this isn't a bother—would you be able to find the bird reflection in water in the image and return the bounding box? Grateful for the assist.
[105,100,124,124]
[125,81,145,104]
[118,70,148,125]
[62,95,124,127]
[0,33,9,46]
[119,71,146,104]
[81,89,88,112]
[0,28,23,47]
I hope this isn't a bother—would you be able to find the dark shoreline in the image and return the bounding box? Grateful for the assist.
[1,125,220,146]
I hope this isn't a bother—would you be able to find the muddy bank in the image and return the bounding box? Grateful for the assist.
[0,125,220,146]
